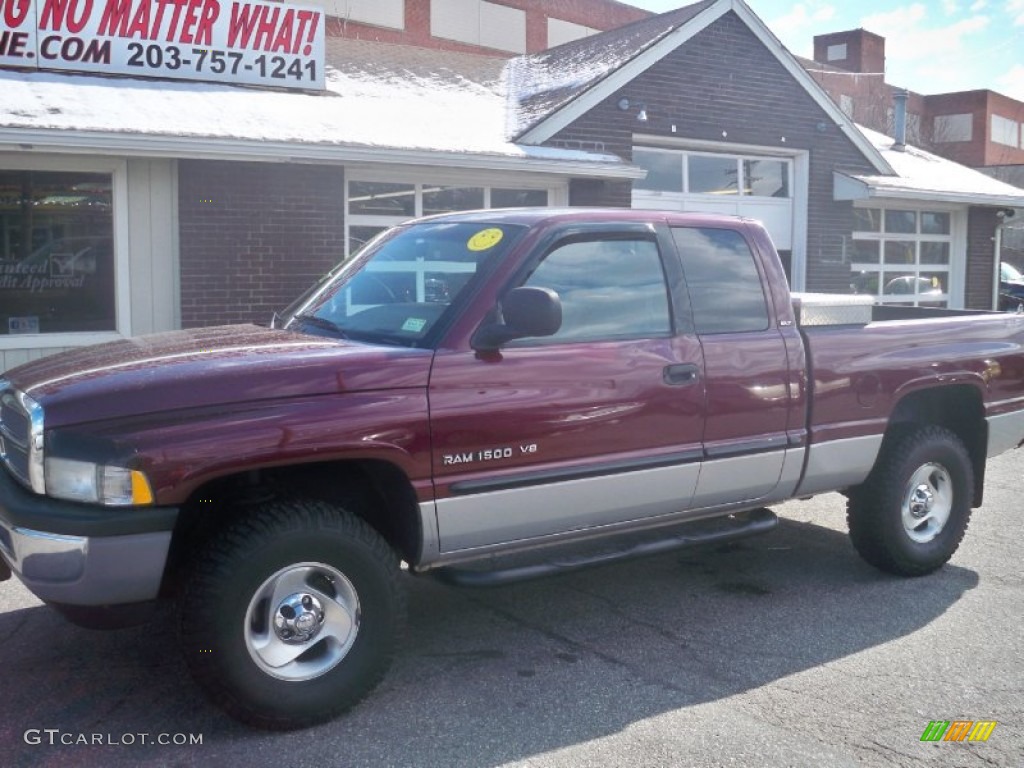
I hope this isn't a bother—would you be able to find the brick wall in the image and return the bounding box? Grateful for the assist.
[568,178,632,207]
[178,161,345,328]
[813,29,885,75]
[326,0,651,55]
[548,11,878,292]
[965,206,998,310]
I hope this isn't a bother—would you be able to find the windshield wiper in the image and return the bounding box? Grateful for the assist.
[292,313,348,339]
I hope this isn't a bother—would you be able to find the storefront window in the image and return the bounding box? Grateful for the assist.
[491,188,549,207]
[348,181,415,217]
[348,226,388,255]
[345,179,555,258]
[422,186,484,216]
[1,170,114,335]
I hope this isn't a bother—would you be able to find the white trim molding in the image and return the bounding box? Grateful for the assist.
[0,129,644,181]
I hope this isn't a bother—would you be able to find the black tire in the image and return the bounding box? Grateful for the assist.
[847,425,973,576]
[178,499,405,730]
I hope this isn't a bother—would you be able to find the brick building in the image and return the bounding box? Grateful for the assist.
[806,28,1024,172]
[3,0,1024,370]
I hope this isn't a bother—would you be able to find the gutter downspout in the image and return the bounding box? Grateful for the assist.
[992,223,1002,310]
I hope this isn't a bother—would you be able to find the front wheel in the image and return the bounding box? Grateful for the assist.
[178,499,405,729]
[847,425,973,576]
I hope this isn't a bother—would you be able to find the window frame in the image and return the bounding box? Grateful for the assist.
[344,174,562,259]
[506,230,676,347]
[0,154,130,351]
[671,225,772,335]
[633,147,793,199]
[849,202,964,307]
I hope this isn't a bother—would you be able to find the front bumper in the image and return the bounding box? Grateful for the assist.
[0,467,178,607]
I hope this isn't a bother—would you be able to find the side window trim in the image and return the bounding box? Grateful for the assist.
[507,230,675,346]
[671,225,772,335]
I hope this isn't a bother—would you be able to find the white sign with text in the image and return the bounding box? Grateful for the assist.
[0,0,325,89]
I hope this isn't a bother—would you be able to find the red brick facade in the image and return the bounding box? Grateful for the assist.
[810,30,1024,170]
[813,29,885,76]
[178,161,346,328]
[324,0,650,55]
[925,91,1024,167]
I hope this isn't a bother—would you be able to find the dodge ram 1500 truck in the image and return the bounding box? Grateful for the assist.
[2,209,1024,729]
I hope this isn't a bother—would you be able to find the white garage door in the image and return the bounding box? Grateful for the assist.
[631,147,793,250]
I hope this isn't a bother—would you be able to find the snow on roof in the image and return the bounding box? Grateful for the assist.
[504,1,714,138]
[839,125,1024,207]
[0,38,632,173]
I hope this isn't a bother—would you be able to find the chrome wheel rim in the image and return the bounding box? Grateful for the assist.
[244,562,360,681]
[901,462,953,544]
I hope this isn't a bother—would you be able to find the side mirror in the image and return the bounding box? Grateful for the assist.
[472,286,562,351]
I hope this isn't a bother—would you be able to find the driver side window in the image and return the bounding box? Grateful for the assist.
[520,238,671,343]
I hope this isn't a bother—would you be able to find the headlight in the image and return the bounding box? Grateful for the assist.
[45,458,154,506]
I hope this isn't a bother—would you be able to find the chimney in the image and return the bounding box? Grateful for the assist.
[893,89,908,151]
[813,29,885,74]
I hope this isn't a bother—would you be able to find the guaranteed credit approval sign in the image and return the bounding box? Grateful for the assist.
[0,0,325,89]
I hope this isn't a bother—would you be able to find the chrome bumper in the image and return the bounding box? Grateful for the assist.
[0,518,171,606]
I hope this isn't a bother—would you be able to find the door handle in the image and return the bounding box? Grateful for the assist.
[663,363,700,386]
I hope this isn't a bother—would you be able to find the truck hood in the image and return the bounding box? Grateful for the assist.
[4,325,433,428]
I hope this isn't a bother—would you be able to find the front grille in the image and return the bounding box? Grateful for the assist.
[0,388,34,488]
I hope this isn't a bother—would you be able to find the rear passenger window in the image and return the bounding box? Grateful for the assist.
[520,238,671,343]
[672,227,769,334]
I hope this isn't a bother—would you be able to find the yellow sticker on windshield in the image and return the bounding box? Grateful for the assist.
[467,228,504,252]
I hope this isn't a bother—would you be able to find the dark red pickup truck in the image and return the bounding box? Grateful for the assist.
[2,208,1024,729]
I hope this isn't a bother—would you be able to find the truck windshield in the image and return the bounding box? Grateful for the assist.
[281,221,524,346]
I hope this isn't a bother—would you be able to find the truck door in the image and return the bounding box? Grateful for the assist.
[670,225,797,508]
[428,226,706,553]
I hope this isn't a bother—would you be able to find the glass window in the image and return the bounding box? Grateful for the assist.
[348,181,415,217]
[884,241,915,265]
[849,206,954,307]
[491,189,548,208]
[853,208,881,233]
[673,227,769,333]
[850,240,879,263]
[634,150,683,192]
[884,209,917,234]
[920,242,950,265]
[921,212,951,235]
[850,270,880,295]
[345,180,558,259]
[743,159,789,198]
[422,186,484,216]
[287,222,524,346]
[521,238,670,343]
[634,150,792,202]
[348,226,388,256]
[688,156,739,195]
[1,170,114,335]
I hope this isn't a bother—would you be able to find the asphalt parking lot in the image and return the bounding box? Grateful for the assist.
[2,451,1022,768]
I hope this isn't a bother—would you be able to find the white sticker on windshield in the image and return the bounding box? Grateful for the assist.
[402,318,427,333]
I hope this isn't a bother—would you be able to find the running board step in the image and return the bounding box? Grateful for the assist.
[428,508,778,588]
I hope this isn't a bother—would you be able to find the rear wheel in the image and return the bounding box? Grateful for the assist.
[179,499,404,729]
[847,425,973,576]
